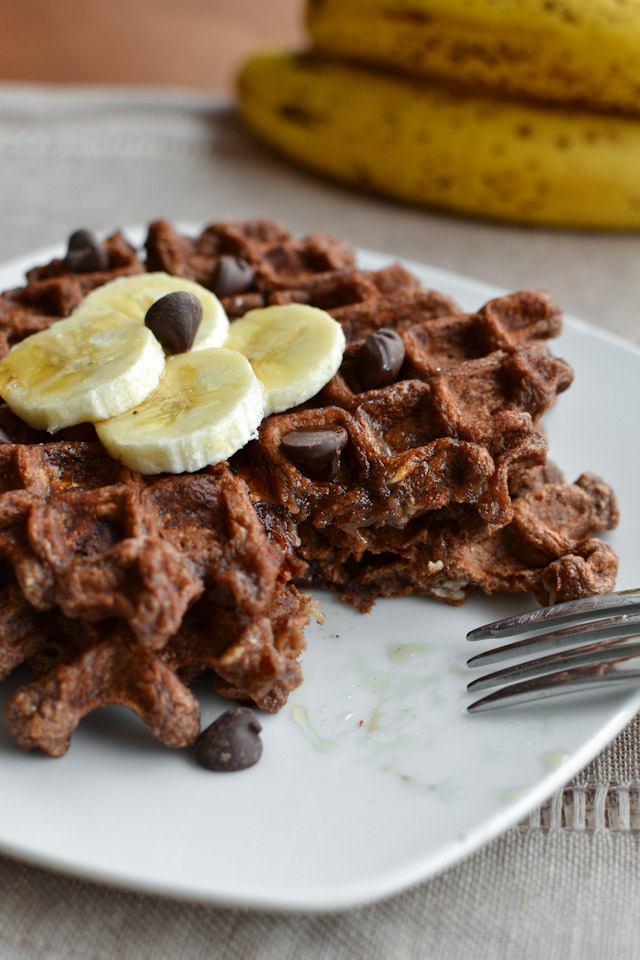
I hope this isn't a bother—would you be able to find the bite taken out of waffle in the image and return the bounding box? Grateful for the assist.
[0,219,620,757]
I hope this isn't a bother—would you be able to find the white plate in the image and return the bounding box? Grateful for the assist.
[0,233,637,912]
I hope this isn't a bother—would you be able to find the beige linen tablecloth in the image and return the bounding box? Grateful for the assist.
[0,85,639,960]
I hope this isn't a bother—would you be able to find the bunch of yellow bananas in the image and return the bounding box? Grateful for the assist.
[237,0,640,230]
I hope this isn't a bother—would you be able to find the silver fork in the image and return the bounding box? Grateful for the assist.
[466,588,640,712]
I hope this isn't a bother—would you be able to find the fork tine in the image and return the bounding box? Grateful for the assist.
[468,654,640,713]
[467,617,640,667]
[467,588,640,642]
[467,635,640,692]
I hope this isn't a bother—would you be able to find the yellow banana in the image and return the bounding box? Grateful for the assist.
[307,0,640,114]
[237,51,640,230]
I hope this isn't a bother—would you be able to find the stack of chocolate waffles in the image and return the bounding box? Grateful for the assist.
[0,220,619,756]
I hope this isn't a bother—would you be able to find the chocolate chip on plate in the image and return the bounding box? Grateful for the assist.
[210,256,255,298]
[144,291,203,353]
[281,426,348,480]
[194,707,263,772]
[63,228,109,273]
[355,328,405,391]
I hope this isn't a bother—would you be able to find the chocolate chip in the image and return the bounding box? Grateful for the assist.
[355,328,405,390]
[68,228,97,251]
[210,256,255,298]
[144,291,202,353]
[194,707,262,772]
[281,426,348,480]
[63,229,109,273]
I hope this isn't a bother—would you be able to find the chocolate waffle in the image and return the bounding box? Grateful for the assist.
[146,217,361,318]
[2,575,308,757]
[0,444,309,754]
[145,218,458,326]
[0,443,305,646]
[147,221,581,608]
[232,286,578,608]
[295,470,619,608]
[145,221,581,607]
[0,218,621,759]
[0,231,144,357]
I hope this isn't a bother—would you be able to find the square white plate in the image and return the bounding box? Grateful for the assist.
[0,234,636,911]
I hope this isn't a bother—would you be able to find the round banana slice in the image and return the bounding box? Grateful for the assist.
[71,272,229,351]
[0,312,165,433]
[95,348,266,474]
[224,304,346,414]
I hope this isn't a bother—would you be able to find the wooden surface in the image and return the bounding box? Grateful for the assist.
[1,0,304,92]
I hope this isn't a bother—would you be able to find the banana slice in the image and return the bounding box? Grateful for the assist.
[71,273,229,350]
[95,348,265,474]
[0,312,165,433]
[224,304,346,414]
